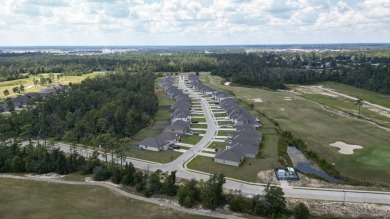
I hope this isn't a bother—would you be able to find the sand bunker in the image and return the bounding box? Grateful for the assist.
[329,141,363,154]
[284,97,292,101]
[252,98,263,103]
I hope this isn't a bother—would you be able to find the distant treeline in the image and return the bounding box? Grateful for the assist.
[0,72,158,146]
[1,51,389,93]
[210,53,390,94]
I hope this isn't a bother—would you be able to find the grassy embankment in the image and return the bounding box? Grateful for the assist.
[200,73,390,185]
[0,178,211,219]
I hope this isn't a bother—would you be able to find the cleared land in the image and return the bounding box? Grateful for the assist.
[0,178,211,219]
[201,73,390,185]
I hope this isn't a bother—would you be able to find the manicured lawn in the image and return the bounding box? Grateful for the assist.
[125,148,181,163]
[180,135,202,145]
[201,73,390,185]
[0,178,211,219]
[191,117,206,122]
[191,124,208,129]
[213,113,228,117]
[187,156,269,182]
[216,130,235,136]
[207,141,227,149]
[217,121,234,126]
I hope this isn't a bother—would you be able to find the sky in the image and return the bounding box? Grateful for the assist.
[0,0,389,46]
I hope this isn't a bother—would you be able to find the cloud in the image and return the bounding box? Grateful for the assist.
[0,0,389,45]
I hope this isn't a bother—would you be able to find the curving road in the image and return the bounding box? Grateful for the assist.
[22,76,390,205]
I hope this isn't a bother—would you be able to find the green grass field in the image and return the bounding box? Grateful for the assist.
[301,93,390,128]
[0,72,101,100]
[0,178,211,219]
[217,121,234,126]
[200,73,390,185]
[216,130,235,136]
[191,117,206,122]
[191,124,208,129]
[207,141,227,149]
[180,135,202,145]
[187,156,270,182]
[320,81,390,108]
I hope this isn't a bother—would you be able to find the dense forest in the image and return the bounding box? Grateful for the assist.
[1,50,389,93]
[210,53,390,93]
[0,72,158,145]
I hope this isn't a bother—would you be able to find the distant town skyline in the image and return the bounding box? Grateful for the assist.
[0,0,389,46]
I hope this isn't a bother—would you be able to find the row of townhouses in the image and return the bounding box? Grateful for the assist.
[187,74,263,166]
[137,76,191,151]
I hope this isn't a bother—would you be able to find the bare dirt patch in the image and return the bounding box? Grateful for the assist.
[25,173,65,179]
[257,170,279,184]
[329,141,363,154]
[251,98,263,103]
[284,97,292,101]
[287,198,390,218]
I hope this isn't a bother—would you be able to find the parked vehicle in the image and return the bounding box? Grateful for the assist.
[191,120,199,123]
[193,132,199,135]
[173,146,181,149]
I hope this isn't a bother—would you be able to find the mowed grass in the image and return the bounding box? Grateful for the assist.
[207,141,227,149]
[200,73,390,185]
[320,81,390,108]
[0,178,211,219]
[302,93,390,128]
[180,135,202,145]
[187,156,270,182]
[216,130,235,136]
[0,72,101,99]
[191,117,206,122]
[191,124,208,129]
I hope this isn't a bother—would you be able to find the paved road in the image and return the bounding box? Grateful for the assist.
[0,174,243,219]
[21,76,390,205]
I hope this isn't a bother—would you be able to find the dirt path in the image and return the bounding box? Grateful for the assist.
[0,174,243,219]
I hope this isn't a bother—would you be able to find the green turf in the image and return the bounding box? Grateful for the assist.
[187,156,269,182]
[180,135,202,145]
[216,130,235,136]
[200,73,390,185]
[213,113,228,117]
[302,93,390,128]
[217,121,234,126]
[320,81,390,108]
[207,141,227,149]
[191,124,208,129]
[191,117,206,122]
[0,178,212,219]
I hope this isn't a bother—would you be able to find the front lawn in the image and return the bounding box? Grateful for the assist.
[180,135,202,145]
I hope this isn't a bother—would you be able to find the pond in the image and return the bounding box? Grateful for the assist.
[288,146,342,183]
